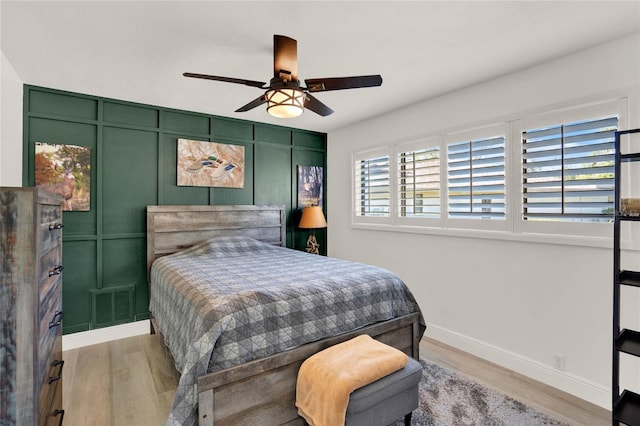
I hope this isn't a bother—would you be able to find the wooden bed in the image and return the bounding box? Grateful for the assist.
[146,204,422,426]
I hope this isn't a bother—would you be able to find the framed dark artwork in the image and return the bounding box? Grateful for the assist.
[35,142,91,211]
[297,165,323,208]
[177,138,245,188]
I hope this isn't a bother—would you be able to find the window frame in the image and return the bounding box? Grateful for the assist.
[513,99,626,238]
[444,125,509,231]
[396,137,444,228]
[352,147,392,225]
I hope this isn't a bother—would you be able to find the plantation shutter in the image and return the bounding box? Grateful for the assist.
[398,147,440,218]
[447,136,506,219]
[355,155,390,217]
[522,116,617,222]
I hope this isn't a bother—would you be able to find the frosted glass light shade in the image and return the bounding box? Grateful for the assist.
[266,88,305,118]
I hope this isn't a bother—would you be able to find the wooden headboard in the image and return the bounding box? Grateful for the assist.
[146,204,286,275]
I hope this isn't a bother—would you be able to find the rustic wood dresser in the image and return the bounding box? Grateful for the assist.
[1,187,65,425]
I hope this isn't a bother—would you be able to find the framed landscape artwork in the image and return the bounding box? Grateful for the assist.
[297,165,323,208]
[177,138,245,188]
[35,142,91,211]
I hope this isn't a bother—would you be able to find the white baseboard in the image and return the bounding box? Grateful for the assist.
[62,320,151,351]
[424,323,610,410]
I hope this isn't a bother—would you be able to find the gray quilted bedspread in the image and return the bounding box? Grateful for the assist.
[149,236,424,425]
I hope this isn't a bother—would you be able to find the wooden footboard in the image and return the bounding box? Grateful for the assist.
[196,313,421,426]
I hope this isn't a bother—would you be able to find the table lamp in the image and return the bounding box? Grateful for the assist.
[299,205,327,254]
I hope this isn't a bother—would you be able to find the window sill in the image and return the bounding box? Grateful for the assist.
[351,222,614,249]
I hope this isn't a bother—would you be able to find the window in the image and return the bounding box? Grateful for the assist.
[354,153,390,217]
[447,135,506,220]
[522,115,618,222]
[398,146,440,218]
[351,99,625,244]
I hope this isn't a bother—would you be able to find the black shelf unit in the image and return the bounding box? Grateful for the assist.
[614,128,640,426]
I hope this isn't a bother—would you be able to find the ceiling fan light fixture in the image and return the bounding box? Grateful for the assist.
[184,35,382,118]
[266,87,305,118]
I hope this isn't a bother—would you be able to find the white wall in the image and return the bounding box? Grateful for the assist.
[1,50,24,186]
[328,33,640,408]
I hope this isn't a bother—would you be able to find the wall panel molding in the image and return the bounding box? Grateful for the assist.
[22,85,327,334]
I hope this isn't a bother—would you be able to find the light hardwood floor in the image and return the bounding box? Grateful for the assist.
[62,334,610,426]
[62,334,179,426]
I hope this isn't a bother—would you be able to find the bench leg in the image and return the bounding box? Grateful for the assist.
[404,412,412,426]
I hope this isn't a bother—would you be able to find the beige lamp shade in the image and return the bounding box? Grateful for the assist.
[299,206,327,229]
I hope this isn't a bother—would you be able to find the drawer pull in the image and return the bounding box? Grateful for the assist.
[48,359,64,384]
[49,311,64,329]
[49,223,64,231]
[53,409,65,426]
[49,265,64,277]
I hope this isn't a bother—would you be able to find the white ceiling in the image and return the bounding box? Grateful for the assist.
[2,1,639,133]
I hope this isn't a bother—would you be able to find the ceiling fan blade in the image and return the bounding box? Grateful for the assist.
[183,72,266,89]
[304,75,383,92]
[304,93,334,116]
[235,94,267,112]
[273,35,298,81]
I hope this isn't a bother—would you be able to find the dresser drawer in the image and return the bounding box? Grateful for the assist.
[38,332,63,425]
[39,364,64,426]
[39,204,63,255]
[39,246,63,304]
[38,278,63,382]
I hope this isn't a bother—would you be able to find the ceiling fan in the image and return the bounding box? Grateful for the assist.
[183,35,383,118]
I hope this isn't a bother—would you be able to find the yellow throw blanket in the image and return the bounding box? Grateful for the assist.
[295,334,408,426]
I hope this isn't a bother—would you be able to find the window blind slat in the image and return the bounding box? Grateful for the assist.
[564,165,614,176]
[523,126,562,140]
[524,189,614,199]
[449,174,505,184]
[524,178,614,189]
[523,155,613,171]
[563,132,615,148]
[523,158,562,169]
[523,148,562,160]
[522,169,562,179]
[563,154,613,166]
[449,211,505,218]
[447,147,504,161]
[565,178,614,187]
[524,201,612,209]
[471,137,505,150]
[521,137,562,151]
[564,117,618,133]
[523,164,614,179]
[467,156,505,168]
[449,194,506,202]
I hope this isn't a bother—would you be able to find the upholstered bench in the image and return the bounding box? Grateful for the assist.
[345,356,422,426]
[296,334,422,426]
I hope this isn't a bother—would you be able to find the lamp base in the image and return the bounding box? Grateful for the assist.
[305,233,320,255]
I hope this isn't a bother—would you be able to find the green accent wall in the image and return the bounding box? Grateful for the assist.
[22,85,327,334]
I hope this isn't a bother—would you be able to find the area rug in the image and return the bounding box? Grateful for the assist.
[391,359,569,426]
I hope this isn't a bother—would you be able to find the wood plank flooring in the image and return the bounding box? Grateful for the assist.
[62,334,610,426]
[62,334,179,426]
